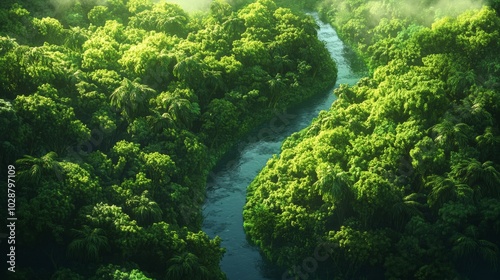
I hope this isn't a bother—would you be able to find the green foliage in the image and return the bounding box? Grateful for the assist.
[32,17,65,44]
[0,98,19,164]
[0,3,33,43]
[128,2,189,37]
[166,252,210,280]
[51,268,85,280]
[81,27,122,70]
[14,86,90,154]
[87,6,110,26]
[68,225,109,262]
[245,1,500,279]
[0,0,338,278]
[118,32,177,89]
[91,264,152,280]
[201,98,241,148]
[110,78,156,121]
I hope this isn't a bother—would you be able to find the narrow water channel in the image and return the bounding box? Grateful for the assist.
[202,13,365,280]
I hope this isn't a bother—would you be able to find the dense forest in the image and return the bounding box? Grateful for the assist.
[245,0,500,279]
[0,0,337,279]
[3,0,500,279]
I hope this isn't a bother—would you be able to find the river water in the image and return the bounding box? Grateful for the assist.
[202,13,365,280]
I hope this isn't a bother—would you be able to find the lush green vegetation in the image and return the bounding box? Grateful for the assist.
[0,0,337,278]
[245,0,500,279]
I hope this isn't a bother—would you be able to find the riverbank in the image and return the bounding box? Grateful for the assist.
[202,13,365,279]
[244,2,500,279]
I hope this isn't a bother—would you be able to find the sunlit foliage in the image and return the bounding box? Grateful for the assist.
[245,1,500,279]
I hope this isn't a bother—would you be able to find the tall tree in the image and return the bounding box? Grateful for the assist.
[16,151,62,185]
[166,252,210,280]
[110,78,156,121]
[68,226,109,262]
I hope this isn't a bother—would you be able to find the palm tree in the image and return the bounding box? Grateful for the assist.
[425,174,472,208]
[456,97,493,127]
[173,56,204,85]
[452,225,498,269]
[110,78,156,121]
[203,69,224,97]
[166,252,210,280]
[390,192,424,229]
[479,161,500,198]
[160,93,200,129]
[431,118,455,147]
[431,118,472,151]
[476,127,500,160]
[314,168,348,201]
[16,151,62,185]
[64,26,89,51]
[68,226,109,262]
[450,156,482,184]
[146,110,176,133]
[452,123,473,147]
[450,157,500,198]
[126,191,163,226]
[314,170,354,225]
[267,73,286,108]
[448,68,476,95]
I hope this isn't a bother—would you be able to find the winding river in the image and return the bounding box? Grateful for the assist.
[202,13,365,280]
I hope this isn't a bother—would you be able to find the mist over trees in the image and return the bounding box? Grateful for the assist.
[245,0,500,279]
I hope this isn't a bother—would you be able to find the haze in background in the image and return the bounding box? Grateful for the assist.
[431,0,485,18]
[49,0,86,13]
[49,0,214,13]
[385,0,485,24]
[166,0,212,11]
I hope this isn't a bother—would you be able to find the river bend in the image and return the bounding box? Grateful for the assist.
[202,13,365,280]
